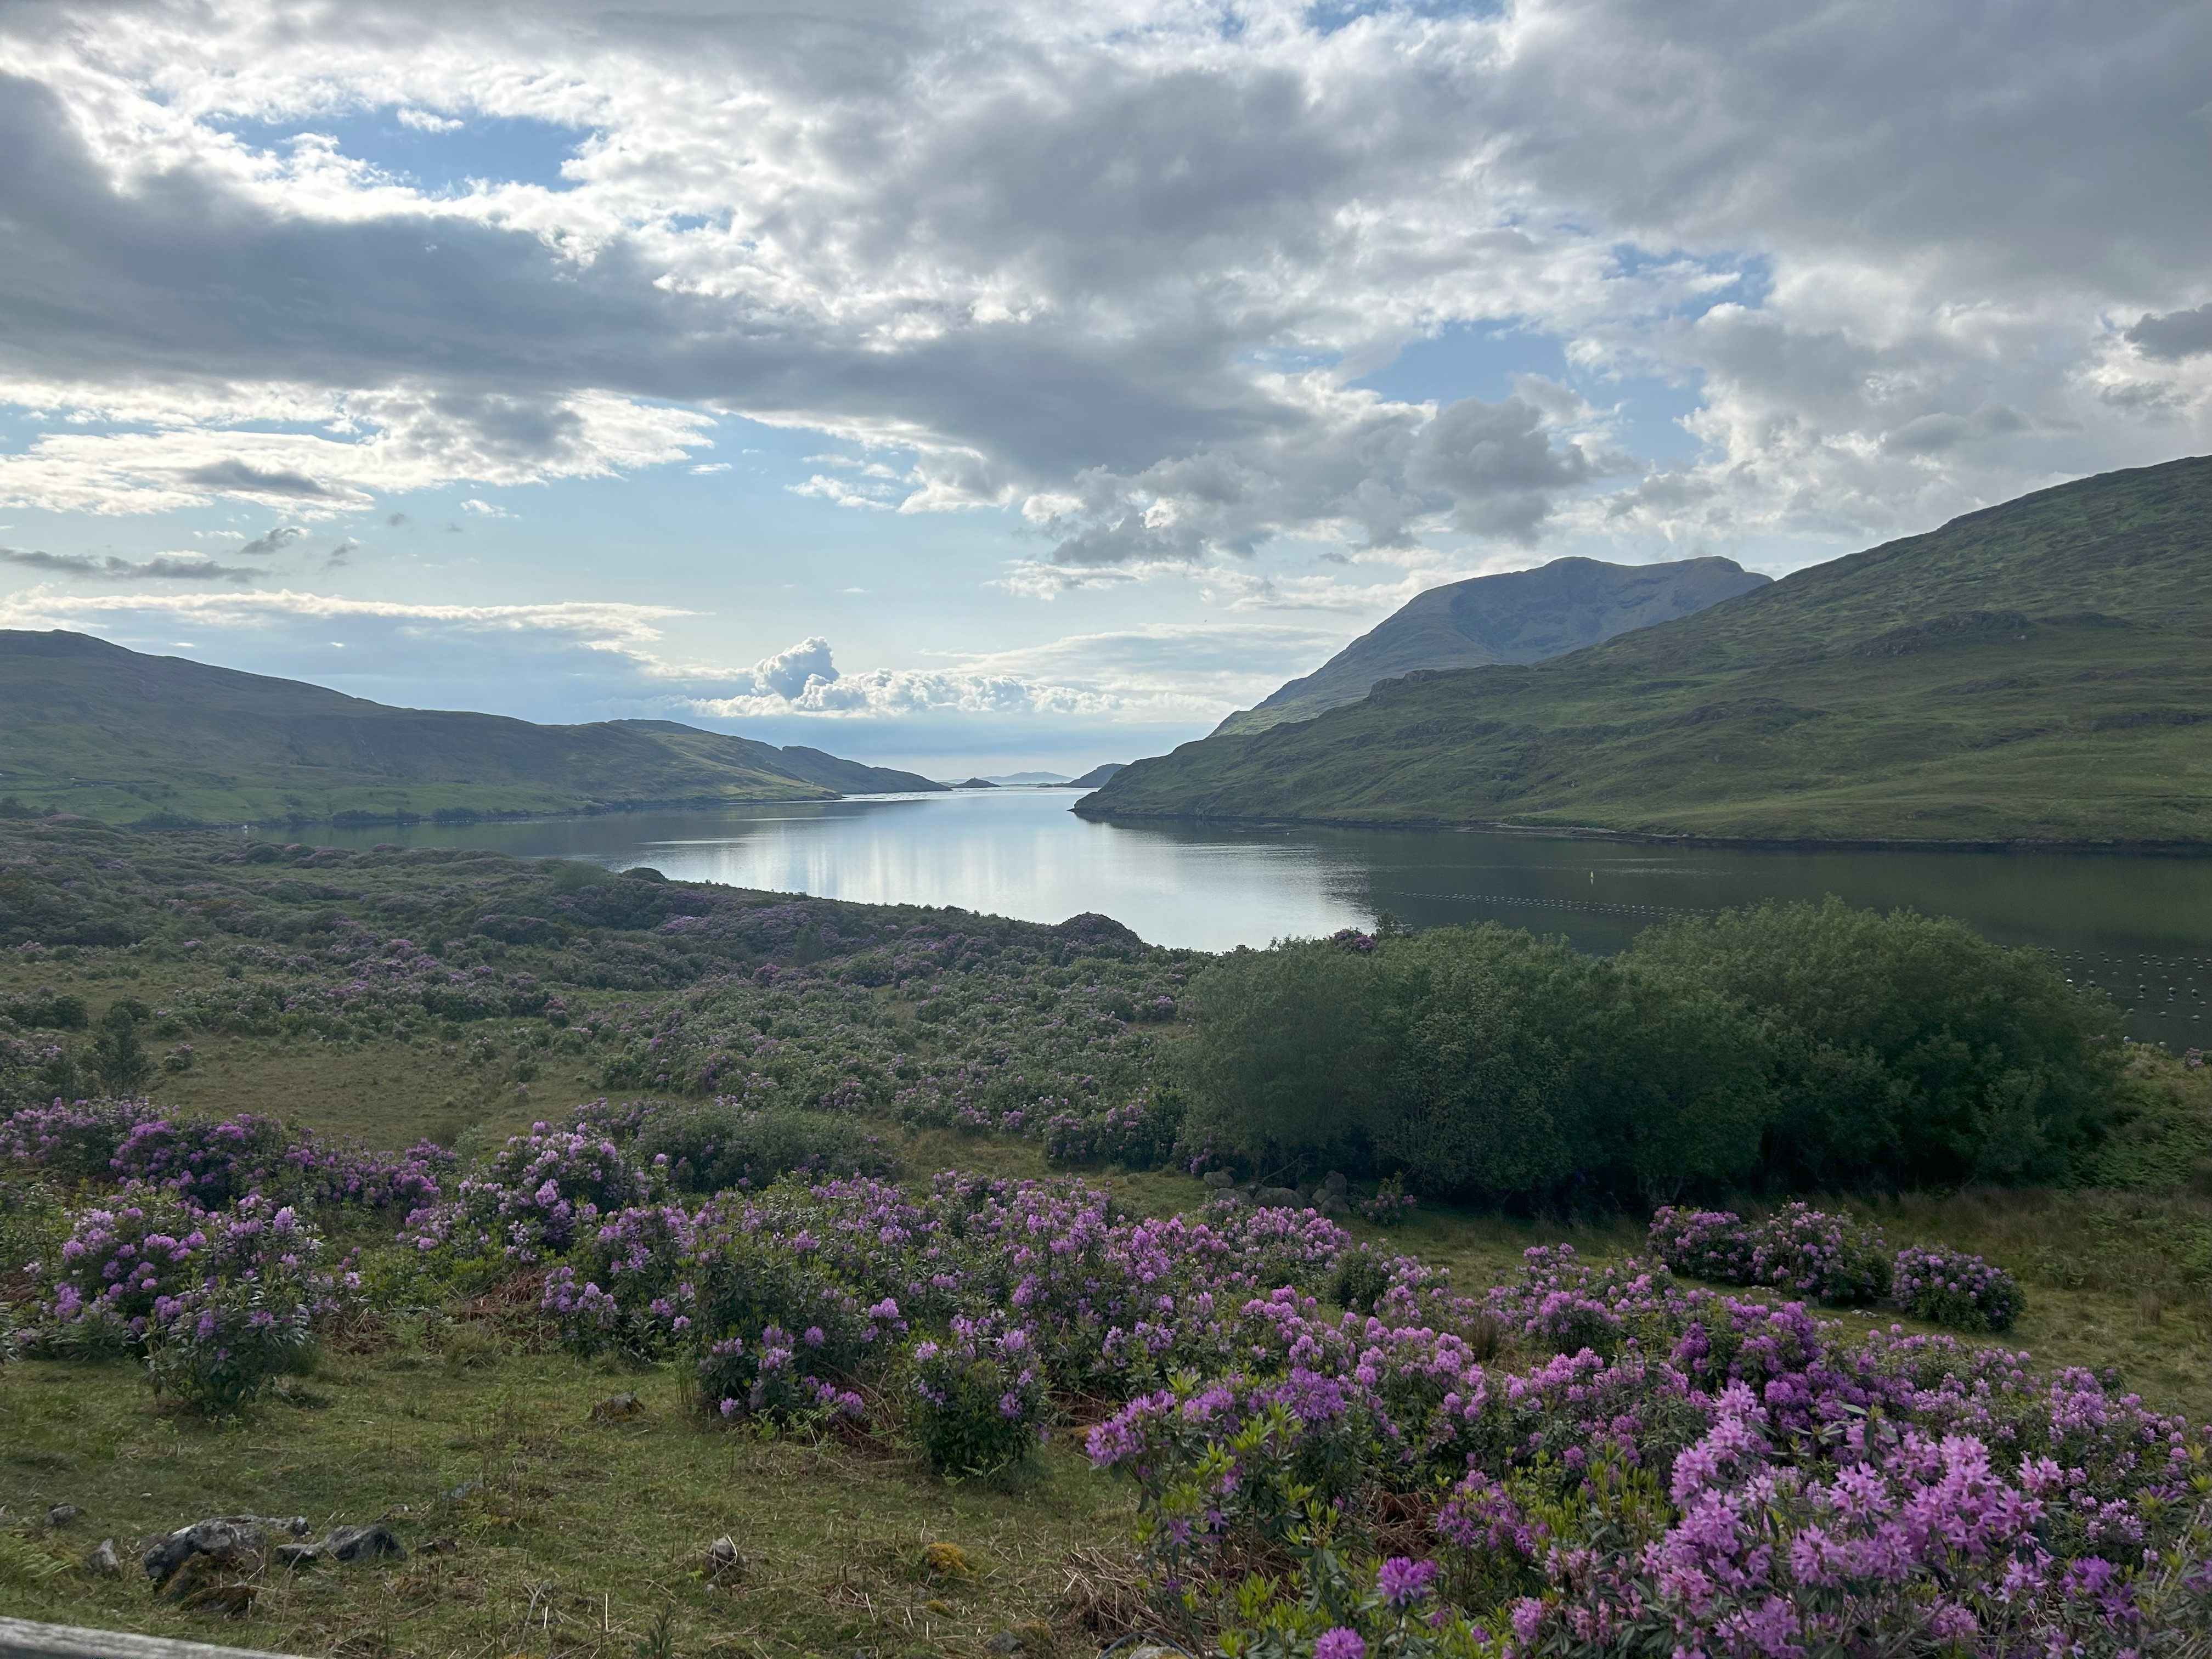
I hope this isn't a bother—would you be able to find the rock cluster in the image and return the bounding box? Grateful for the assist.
[1200,1167,1353,1217]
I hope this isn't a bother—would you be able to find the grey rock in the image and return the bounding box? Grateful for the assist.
[327,1524,407,1564]
[1201,1169,1237,1189]
[83,1538,121,1578]
[443,1480,485,1502]
[1256,1186,1302,1209]
[143,1519,266,1588]
[47,1504,80,1527]
[1323,1170,1350,1195]
[1318,1193,1352,1218]
[703,1535,746,1582]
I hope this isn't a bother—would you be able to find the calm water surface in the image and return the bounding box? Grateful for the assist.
[324,790,2210,1045]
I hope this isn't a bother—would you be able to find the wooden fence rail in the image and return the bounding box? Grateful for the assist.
[0,1618,307,1659]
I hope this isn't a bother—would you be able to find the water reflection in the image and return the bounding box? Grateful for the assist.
[322,790,2209,1044]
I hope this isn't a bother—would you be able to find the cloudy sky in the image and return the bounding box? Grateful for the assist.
[0,0,2204,774]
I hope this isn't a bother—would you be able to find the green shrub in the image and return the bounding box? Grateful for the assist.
[905,1318,1046,1475]
[1628,898,2124,1188]
[1179,923,1774,1205]
[634,1102,900,1193]
[144,1277,321,1414]
[1178,902,2125,1205]
[1176,939,1389,1167]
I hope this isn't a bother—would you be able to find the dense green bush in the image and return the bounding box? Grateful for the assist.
[1627,898,2123,1188]
[1178,901,2124,1205]
[633,1102,901,1192]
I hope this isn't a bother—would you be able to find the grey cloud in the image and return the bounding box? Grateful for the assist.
[1406,397,1594,545]
[1488,0,2208,298]
[1881,405,2032,456]
[1049,516,1196,570]
[324,539,358,567]
[0,546,258,582]
[234,525,305,556]
[180,460,345,499]
[0,0,2202,568]
[2125,304,2212,362]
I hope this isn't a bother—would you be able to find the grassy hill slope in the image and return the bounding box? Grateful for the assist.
[1084,458,2212,845]
[1217,555,1769,736]
[0,632,939,826]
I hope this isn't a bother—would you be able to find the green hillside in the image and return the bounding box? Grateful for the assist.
[0,632,941,827]
[1216,554,1768,736]
[1082,457,2212,845]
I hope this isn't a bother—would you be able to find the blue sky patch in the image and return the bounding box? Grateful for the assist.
[211,108,589,194]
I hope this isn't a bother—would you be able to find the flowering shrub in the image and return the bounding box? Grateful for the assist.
[1488,1381,2191,1657]
[416,1124,653,1261]
[143,1272,320,1414]
[1355,1173,1415,1227]
[1041,1086,1185,1167]
[1083,1211,2200,1656]
[1483,1245,1683,1357]
[1650,1204,2034,1333]
[109,1112,298,1208]
[29,1192,212,1352]
[632,1101,898,1193]
[0,1097,149,1181]
[1,1097,448,1211]
[1645,1206,1755,1282]
[1650,1203,1890,1304]
[906,1317,1047,1473]
[685,1209,909,1418]
[24,1188,337,1406]
[1742,1201,1892,1303]
[539,1202,696,1357]
[1891,1244,2025,1332]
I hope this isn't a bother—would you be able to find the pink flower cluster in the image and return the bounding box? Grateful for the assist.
[1651,1203,1892,1304]
[25,1189,337,1359]
[1651,1204,2027,1332]
[1891,1244,2025,1333]
[1081,1232,2200,1657]
[3,1097,450,1211]
[407,1122,651,1260]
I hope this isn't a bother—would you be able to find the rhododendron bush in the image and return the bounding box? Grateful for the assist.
[1652,1204,2026,1332]
[414,1108,2208,1652]
[3,1073,2204,1646]
[1086,1239,2205,1656]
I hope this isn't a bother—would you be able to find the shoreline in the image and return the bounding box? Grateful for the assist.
[1068,802,2212,856]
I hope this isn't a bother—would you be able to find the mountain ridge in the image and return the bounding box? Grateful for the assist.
[0,631,941,826]
[1080,457,2212,846]
[1216,554,1770,736]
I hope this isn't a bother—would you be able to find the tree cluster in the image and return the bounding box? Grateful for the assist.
[1180,900,2123,1204]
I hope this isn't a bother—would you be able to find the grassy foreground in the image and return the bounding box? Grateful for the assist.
[4,1152,2205,1658]
[2,820,2207,1654]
